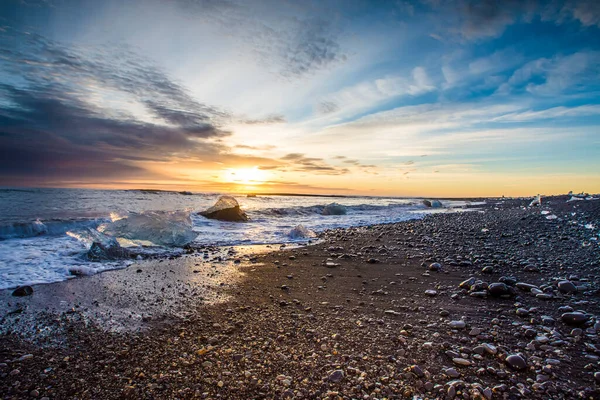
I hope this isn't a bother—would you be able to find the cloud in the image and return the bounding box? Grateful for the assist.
[316,101,339,114]
[426,0,600,40]
[541,0,600,27]
[279,153,350,175]
[317,66,437,119]
[0,30,299,185]
[491,105,600,122]
[239,114,286,125]
[498,51,600,95]
[458,0,538,39]
[175,0,346,78]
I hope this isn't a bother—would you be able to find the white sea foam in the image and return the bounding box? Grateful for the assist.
[0,189,478,289]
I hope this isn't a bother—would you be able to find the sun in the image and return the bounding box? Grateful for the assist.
[224,167,268,185]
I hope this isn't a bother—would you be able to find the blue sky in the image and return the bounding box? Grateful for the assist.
[0,0,599,196]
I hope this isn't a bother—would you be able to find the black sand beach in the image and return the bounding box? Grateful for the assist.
[1,196,600,399]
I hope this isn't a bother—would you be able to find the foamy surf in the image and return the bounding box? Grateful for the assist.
[0,188,480,289]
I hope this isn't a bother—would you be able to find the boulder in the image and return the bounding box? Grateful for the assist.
[322,203,347,215]
[200,196,248,222]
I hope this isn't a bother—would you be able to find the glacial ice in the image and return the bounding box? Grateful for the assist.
[529,195,542,207]
[422,199,443,208]
[288,224,317,239]
[200,196,248,222]
[322,203,347,215]
[204,196,240,214]
[100,210,198,247]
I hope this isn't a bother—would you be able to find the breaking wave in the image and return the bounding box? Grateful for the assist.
[0,219,104,240]
[253,202,420,217]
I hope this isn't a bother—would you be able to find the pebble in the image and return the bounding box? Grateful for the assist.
[428,262,442,271]
[424,289,438,297]
[516,308,529,317]
[328,369,344,383]
[515,282,538,292]
[11,286,33,297]
[452,358,471,366]
[561,312,590,325]
[558,280,577,293]
[488,282,510,297]
[506,354,527,370]
[469,328,482,336]
[449,320,466,329]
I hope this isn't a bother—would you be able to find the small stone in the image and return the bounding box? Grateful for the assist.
[469,328,482,336]
[449,320,466,329]
[516,308,529,317]
[506,354,527,370]
[429,262,442,271]
[561,312,590,326]
[11,286,33,297]
[445,368,460,378]
[425,289,438,297]
[558,280,577,293]
[459,277,476,289]
[488,282,510,297]
[482,266,494,274]
[453,358,471,366]
[411,365,425,378]
[481,343,497,355]
[328,369,344,383]
[515,282,538,292]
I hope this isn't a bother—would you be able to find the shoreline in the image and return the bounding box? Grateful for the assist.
[1,195,599,399]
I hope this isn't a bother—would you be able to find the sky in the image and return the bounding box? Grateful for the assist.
[0,0,599,197]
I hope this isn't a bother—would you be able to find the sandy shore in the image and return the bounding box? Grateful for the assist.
[1,195,599,399]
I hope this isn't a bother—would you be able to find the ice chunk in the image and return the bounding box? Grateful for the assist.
[101,210,198,246]
[529,194,542,207]
[200,196,248,222]
[322,203,347,215]
[422,199,443,208]
[288,225,316,239]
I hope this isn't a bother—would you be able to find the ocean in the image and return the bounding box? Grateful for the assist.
[0,188,479,289]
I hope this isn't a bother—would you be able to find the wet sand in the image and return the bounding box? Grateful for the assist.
[1,195,599,399]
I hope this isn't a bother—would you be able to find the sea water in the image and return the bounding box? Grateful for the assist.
[0,188,477,289]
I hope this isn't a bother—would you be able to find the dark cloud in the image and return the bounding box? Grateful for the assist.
[424,0,600,39]
[277,18,347,78]
[280,153,349,175]
[459,0,538,39]
[0,30,239,185]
